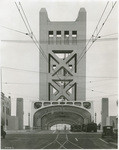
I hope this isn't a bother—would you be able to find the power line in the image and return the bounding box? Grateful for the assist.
[76,1,110,65]
[15,2,48,62]
[1,66,118,79]
[1,66,39,73]
[18,2,48,62]
[3,82,38,85]
[0,25,28,35]
[17,2,61,81]
[100,33,118,38]
[76,1,117,65]
[19,2,32,34]
[92,1,109,36]
[15,2,31,34]
[1,37,118,43]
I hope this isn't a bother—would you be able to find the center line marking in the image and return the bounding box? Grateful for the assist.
[53,130,56,134]
[99,138,108,144]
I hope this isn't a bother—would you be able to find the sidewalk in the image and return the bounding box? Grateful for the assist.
[6,130,36,134]
[6,130,53,134]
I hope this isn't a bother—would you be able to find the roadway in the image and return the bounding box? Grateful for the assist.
[1,130,117,149]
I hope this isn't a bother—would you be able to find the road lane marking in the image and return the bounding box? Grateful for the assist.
[75,138,78,141]
[56,133,68,149]
[57,140,67,149]
[68,140,82,149]
[41,133,59,149]
[66,134,68,141]
[41,140,56,149]
[66,134,82,149]
[99,138,108,144]
[53,130,56,134]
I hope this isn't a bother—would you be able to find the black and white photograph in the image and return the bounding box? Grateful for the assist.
[0,0,118,149]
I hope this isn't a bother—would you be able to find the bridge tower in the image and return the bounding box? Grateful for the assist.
[30,8,94,130]
[39,8,86,101]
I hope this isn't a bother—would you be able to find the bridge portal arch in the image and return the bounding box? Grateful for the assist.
[33,105,91,130]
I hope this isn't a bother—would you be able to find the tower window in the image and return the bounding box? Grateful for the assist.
[64,31,69,37]
[52,64,56,70]
[49,31,54,37]
[69,64,73,69]
[56,31,61,37]
[72,31,77,37]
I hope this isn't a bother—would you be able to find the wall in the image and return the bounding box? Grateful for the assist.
[101,98,108,128]
[7,116,18,130]
[16,98,24,130]
[1,92,11,130]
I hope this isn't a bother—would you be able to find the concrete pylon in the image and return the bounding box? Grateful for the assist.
[101,98,109,129]
[16,98,24,130]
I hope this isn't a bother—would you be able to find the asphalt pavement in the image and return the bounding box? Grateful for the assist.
[1,130,118,149]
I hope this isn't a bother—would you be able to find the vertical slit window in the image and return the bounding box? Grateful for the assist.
[72,31,77,44]
[48,31,54,44]
[56,31,61,44]
[72,31,77,37]
[64,31,69,44]
[64,31,69,37]
[69,64,73,70]
[52,64,56,70]
[56,31,61,37]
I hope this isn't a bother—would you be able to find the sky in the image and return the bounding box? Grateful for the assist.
[0,0,118,125]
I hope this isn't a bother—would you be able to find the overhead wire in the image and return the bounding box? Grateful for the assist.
[1,66,118,79]
[61,1,117,90]
[91,1,109,37]
[14,2,61,82]
[100,33,118,38]
[18,2,32,34]
[16,2,62,81]
[15,2,31,34]
[1,36,118,43]
[76,1,110,65]
[0,25,28,35]
[15,2,48,62]
[18,2,48,62]
[77,1,117,65]
[61,1,111,82]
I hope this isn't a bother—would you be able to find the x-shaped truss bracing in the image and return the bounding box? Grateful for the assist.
[48,50,77,101]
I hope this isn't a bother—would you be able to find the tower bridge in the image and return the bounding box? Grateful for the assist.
[30,7,94,130]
